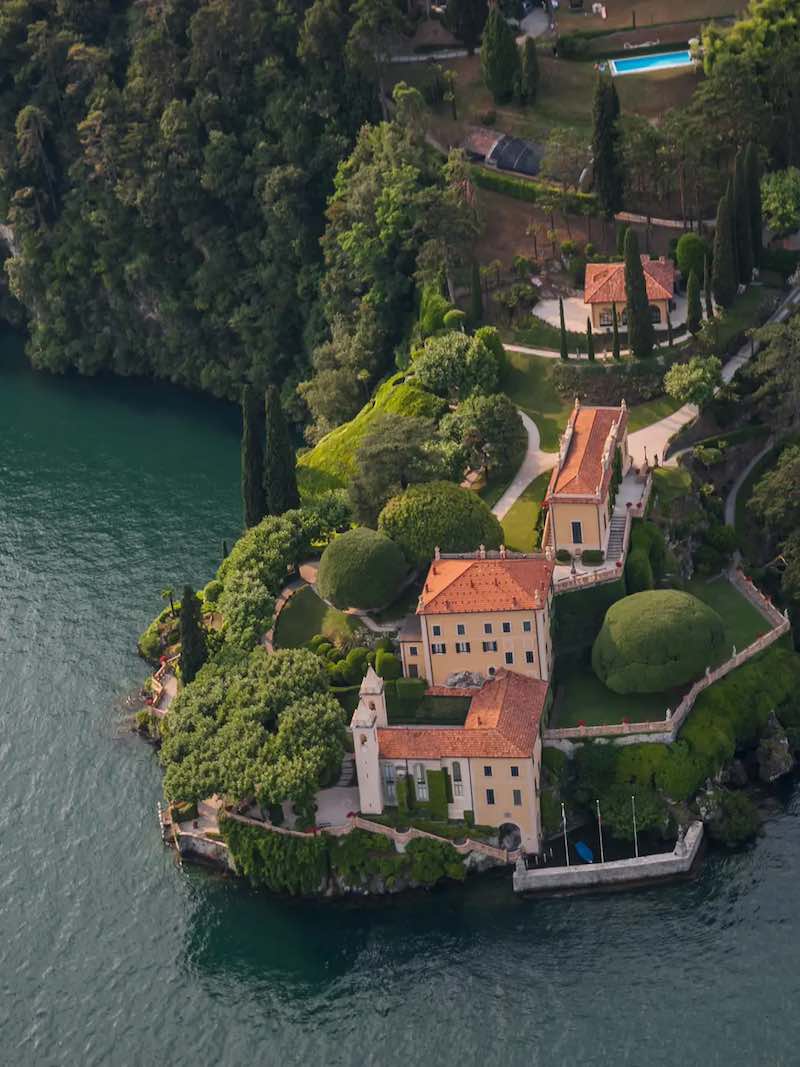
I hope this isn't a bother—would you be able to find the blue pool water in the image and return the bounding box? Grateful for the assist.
[610,49,693,76]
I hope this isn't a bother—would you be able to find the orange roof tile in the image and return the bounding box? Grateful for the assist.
[419,558,553,615]
[584,256,675,305]
[549,404,627,499]
[377,670,548,759]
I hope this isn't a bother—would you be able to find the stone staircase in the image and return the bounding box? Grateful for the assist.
[335,753,356,788]
[605,514,628,562]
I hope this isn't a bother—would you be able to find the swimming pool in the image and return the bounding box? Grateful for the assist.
[610,50,693,76]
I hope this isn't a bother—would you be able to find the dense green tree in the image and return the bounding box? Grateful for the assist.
[469,259,484,324]
[686,269,702,335]
[318,527,407,609]
[611,302,621,360]
[179,585,207,686]
[712,192,738,308]
[760,166,800,236]
[264,385,300,516]
[749,444,800,537]
[446,0,488,55]
[745,141,762,262]
[518,37,540,104]
[241,385,267,528]
[664,355,722,406]
[378,480,503,565]
[623,228,654,359]
[592,75,623,218]
[440,393,527,478]
[704,254,714,320]
[751,315,800,431]
[480,7,519,104]
[414,331,498,399]
[559,298,568,361]
[676,232,707,282]
[586,317,595,361]
[733,149,754,283]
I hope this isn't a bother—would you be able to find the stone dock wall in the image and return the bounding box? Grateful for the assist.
[512,821,704,894]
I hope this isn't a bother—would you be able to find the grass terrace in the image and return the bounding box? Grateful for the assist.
[501,470,551,551]
[685,576,770,651]
[387,694,471,726]
[504,351,573,452]
[273,585,361,649]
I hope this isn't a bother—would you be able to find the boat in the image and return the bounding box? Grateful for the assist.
[575,841,594,864]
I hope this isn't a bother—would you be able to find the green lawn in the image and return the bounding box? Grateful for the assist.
[274,585,361,648]
[387,694,470,725]
[509,316,583,351]
[627,393,684,433]
[685,576,770,652]
[501,469,552,551]
[504,350,573,452]
[552,664,683,728]
[651,465,692,507]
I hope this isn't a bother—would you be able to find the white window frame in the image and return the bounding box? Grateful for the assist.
[415,763,428,802]
[571,520,583,545]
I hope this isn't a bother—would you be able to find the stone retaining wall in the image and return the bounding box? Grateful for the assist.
[512,821,703,893]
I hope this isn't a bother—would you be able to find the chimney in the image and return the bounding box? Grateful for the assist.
[434,546,441,560]
[500,544,507,559]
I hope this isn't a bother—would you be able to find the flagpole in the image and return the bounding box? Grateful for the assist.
[561,801,570,866]
[631,794,639,858]
[596,799,605,864]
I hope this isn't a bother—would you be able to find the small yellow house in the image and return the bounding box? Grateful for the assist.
[584,256,676,329]
[350,666,548,852]
[544,400,631,557]
[399,549,555,689]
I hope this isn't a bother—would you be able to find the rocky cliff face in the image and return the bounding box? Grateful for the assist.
[757,712,795,783]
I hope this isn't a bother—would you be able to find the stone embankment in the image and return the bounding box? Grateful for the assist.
[513,822,703,894]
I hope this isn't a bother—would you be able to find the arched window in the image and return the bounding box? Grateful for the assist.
[650,304,662,323]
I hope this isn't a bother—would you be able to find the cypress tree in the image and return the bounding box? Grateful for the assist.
[264,384,300,516]
[469,259,483,324]
[586,317,595,361]
[241,384,267,528]
[733,150,754,285]
[180,585,207,686]
[446,0,488,55]
[712,192,737,309]
[481,7,519,104]
[745,142,762,265]
[686,269,702,334]
[624,228,654,359]
[703,253,714,320]
[592,76,624,218]
[611,302,621,360]
[559,298,568,360]
[519,37,540,104]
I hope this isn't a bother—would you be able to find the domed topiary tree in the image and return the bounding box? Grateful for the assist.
[317,528,407,611]
[378,480,503,566]
[591,590,726,694]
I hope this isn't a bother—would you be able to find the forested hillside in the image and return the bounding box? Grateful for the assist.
[0,0,384,396]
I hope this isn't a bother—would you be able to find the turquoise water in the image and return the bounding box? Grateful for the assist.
[611,50,692,75]
[3,325,800,1065]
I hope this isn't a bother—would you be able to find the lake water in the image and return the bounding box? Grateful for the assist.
[2,326,800,1066]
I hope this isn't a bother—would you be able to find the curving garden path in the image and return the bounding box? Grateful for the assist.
[491,411,555,520]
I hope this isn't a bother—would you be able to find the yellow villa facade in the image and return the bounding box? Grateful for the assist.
[543,400,631,557]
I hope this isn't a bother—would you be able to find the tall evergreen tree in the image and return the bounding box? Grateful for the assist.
[264,385,300,516]
[241,384,267,528]
[745,141,762,265]
[624,228,654,359]
[592,76,624,218]
[481,7,519,103]
[519,37,540,104]
[586,317,595,361]
[686,269,702,334]
[180,585,207,686]
[733,149,754,284]
[712,192,737,309]
[559,298,568,360]
[703,253,714,320]
[446,0,488,55]
[469,259,483,324]
[611,302,621,360]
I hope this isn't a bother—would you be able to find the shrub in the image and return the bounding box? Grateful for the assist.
[542,746,568,784]
[343,647,371,684]
[378,481,503,566]
[573,741,618,806]
[625,546,654,593]
[396,676,427,702]
[581,549,604,565]
[676,232,707,281]
[706,789,761,847]
[425,769,450,819]
[203,579,223,605]
[592,590,726,694]
[469,165,598,214]
[413,331,498,400]
[555,549,572,563]
[443,309,466,328]
[138,619,162,662]
[317,527,407,610]
[599,785,672,842]
[419,285,453,337]
[375,649,402,680]
[655,741,709,802]
[405,837,465,884]
[613,743,669,788]
[474,325,509,382]
[541,790,562,834]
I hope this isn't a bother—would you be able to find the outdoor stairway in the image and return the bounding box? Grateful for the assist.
[335,754,356,788]
[605,515,628,562]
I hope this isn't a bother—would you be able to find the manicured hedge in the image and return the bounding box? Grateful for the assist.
[592,589,726,694]
[317,527,407,610]
[396,676,428,701]
[581,549,605,565]
[471,166,598,215]
[553,576,626,655]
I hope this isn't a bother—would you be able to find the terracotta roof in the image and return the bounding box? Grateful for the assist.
[418,558,553,615]
[549,404,627,499]
[584,256,675,305]
[377,670,548,759]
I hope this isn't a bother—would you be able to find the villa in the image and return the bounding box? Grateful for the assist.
[350,665,548,852]
[398,549,555,687]
[584,256,676,328]
[542,400,632,559]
